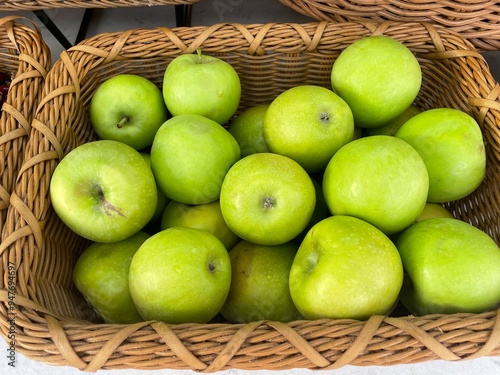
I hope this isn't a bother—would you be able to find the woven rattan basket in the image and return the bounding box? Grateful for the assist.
[0,16,50,238]
[1,21,500,371]
[278,0,500,52]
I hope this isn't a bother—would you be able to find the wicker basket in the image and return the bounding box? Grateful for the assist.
[0,16,50,238]
[278,0,500,51]
[1,21,500,371]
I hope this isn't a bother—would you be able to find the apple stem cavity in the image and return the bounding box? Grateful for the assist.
[320,112,330,123]
[305,250,319,275]
[208,262,216,273]
[262,196,275,210]
[194,48,216,65]
[117,116,130,129]
[93,184,126,218]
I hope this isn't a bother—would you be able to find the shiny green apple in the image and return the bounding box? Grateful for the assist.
[163,51,241,125]
[129,227,231,324]
[50,140,158,243]
[415,202,454,222]
[150,114,241,205]
[331,36,421,128]
[220,240,301,323]
[73,231,150,324]
[160,200,239,250]
[89,74,168,150]
[396,218,500,315]
[263,85,354,173]
[289,215,404,320]
[227,104,270,157]
[323,135,429,235]
[396,108,486,202]
[220,153,316,245]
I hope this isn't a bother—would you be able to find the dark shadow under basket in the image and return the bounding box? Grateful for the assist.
[1,21,500,372]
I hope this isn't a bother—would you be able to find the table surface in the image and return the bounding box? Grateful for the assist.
[1,1,500,374]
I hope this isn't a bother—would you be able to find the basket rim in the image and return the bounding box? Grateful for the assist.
[1,20,500,372]
[277,0,500,51]
[0,15,51,237]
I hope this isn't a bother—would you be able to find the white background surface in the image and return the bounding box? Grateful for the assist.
[1,0,500,373]
[2,352,500,375]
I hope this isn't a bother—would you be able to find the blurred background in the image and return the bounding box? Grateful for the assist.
[0,1,312,59]
[1,0,500,82]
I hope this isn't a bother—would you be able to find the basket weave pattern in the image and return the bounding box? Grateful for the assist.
[278,0,500,51]
[0,16,50,239]
[0,0,200,11]
[1,21,500,371]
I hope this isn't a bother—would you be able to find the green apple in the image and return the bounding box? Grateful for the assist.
[396,218,500,315]
[323,135,429,235]
[50,140,158,243]
[415,202,454,222]
[129,227,231,324]
[220,240,301,323]
[73,231,150,324]
[163,50,241,125]
[220,153,316,245]
[227,104,270,157]
[363,104,422,137]
[396,108,486,203]
[289,215,404,320]
[160,200,240,250]
[89,74,168,150]
[150,114,241,205]
[263,85,354,173]
[331,35,421,128]
[140,152,170,226]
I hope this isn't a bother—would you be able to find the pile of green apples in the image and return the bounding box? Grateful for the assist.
[50,38,500,325]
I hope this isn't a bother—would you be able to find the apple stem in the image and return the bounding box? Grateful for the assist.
[117,116,129,129]
[195,48,203,64]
